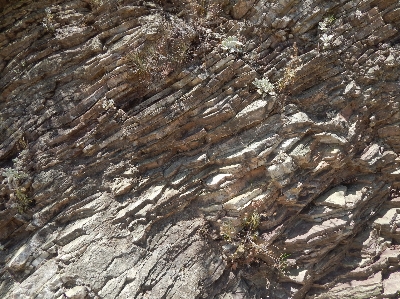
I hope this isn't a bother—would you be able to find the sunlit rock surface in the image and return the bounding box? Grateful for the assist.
[1,0,400,298]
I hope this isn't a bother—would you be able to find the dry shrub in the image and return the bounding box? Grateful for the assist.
[123,15,197,89]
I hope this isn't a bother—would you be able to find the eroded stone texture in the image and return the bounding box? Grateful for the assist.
[1,0,400,298]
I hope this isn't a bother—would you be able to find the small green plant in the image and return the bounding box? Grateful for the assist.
[220,209,289,273]
[277,252,291,273]
[2,168,28,181]
[221,220,237,242]
[242,212,260,231]
[221,36,243,53]
[253,77,276,95]
[15,187,31,213]
[2,167,31,213]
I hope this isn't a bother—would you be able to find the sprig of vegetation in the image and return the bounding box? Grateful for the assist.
[221,36,243,53]
[2,164,31,213]
[2,168,28,181]
[220,210,289,273]
[15,188,32,213]
[242,212,260,231]
[318,16,336,50]
[277,42,299,93]
[278,252,291,272]
[253,77,276,95]
[42,7,55,32]
[318,15,335,32]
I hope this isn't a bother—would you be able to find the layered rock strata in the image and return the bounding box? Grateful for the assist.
[0,0,400,298]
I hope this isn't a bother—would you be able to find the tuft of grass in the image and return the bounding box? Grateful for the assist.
[242,212,260,231]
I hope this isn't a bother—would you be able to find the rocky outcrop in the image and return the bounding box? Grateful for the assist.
[0,0,400,298]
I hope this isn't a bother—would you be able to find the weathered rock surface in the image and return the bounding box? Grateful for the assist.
[0,0,400,298]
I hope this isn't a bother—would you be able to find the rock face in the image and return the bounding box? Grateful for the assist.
[1,0,400,298]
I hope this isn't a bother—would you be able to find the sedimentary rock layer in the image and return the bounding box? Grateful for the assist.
[1,0,400,298]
